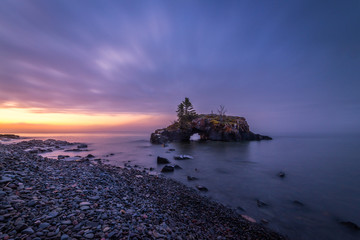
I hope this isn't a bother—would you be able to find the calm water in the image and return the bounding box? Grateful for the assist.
[4,132,360,240]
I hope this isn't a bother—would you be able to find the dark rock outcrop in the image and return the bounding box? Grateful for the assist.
[0,134,20,139]
[150,114,272,144]
[161,165,174,173]
[157,156,170,164]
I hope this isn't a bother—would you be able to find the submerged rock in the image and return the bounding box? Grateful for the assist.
[187,176,198,181]
[256,199,269,208]
[293,200,304,206]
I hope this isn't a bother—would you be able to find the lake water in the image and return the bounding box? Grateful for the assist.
[3,132,360,240]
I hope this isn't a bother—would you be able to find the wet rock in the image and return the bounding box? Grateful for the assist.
[80,202,91,206]
[293,200,304,206]
[241,215,256,223]
[47,211,59,218]
[174,155,193,160]
[187,176,198,181]
[61,234,70,240]
[77,144,88,148]
[174,164,182,169]
[22,227,34,234]
[277,172,286,178]
[27,200,37,207]
[84,233,94,239]
[196,185,208,192]
[38,222,50,230]
[340,221,360,230]
[161,165,174,173]
[86,154,95,158]
[256,200,269,207]
[157,156,170,164]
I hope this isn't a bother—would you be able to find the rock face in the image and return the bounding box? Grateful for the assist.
[150,114,271,144]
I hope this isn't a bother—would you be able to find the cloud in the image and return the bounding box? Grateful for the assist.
[0,0,359,133]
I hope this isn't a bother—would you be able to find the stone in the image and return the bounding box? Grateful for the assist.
[84,233,94,238]
[256,200,269,207]
[61,220,71,225]
[161,165,174,173]
[81,206,90,210]
[157,156,170,164]
[39,222,50,229]
[340,221,360,230]
[278,172,286,178]
[47,211,59,218]
[187,176,198,181]
[80,202,91,206]
[174,155,193,160]
[196,185,208,192]
[78,144,88,148]
[293,200,304,206]
[241,215,256,223]
[61,234,69,240]
[27,200,37,207]
[22,227,34,234]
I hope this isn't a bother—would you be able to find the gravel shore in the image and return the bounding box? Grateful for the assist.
[0,139,287,240]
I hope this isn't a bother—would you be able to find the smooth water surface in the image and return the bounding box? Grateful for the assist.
[4,133,360,240]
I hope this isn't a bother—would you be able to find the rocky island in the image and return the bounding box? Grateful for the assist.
[151,98,271,144]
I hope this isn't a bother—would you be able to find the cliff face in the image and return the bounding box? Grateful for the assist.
[150,114,271,144]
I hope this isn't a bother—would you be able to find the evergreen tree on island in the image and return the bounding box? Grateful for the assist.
[176,97,198,124]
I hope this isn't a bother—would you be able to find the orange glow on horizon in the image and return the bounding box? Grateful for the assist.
[0,108,171,133]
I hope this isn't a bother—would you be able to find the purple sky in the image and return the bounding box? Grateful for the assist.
[0,0,359,134]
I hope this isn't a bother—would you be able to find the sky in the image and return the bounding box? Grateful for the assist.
[0,0,359,134]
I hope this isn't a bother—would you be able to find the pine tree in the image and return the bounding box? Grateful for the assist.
[176,97,197,123]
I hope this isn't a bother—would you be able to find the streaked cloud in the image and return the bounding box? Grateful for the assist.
[0,0,359,133]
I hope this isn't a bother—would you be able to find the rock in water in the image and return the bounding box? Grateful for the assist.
[278,172,286,178]
[196,185,208,192]
[174,155,193,160]
[241,215,256,223]
[174,165,182,169]
[187,176,198,181]
[340,221,360,230]
[161,165,174,173]
[256,200,269,207]
[157,156,170,164]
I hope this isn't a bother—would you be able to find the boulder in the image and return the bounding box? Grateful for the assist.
[161,165,174,173]
[157,156,170,164]
[187,176,198,181]
[196,185,208,192]
[174,155,193,160]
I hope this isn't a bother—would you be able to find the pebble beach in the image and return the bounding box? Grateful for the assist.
[0,139,286,240]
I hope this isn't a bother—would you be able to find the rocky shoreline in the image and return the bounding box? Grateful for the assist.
[0,139,287,239]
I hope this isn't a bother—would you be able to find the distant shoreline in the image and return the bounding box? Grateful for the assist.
[0,138,286,239]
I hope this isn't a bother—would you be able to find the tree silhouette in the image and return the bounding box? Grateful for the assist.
[176,97,197,123]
